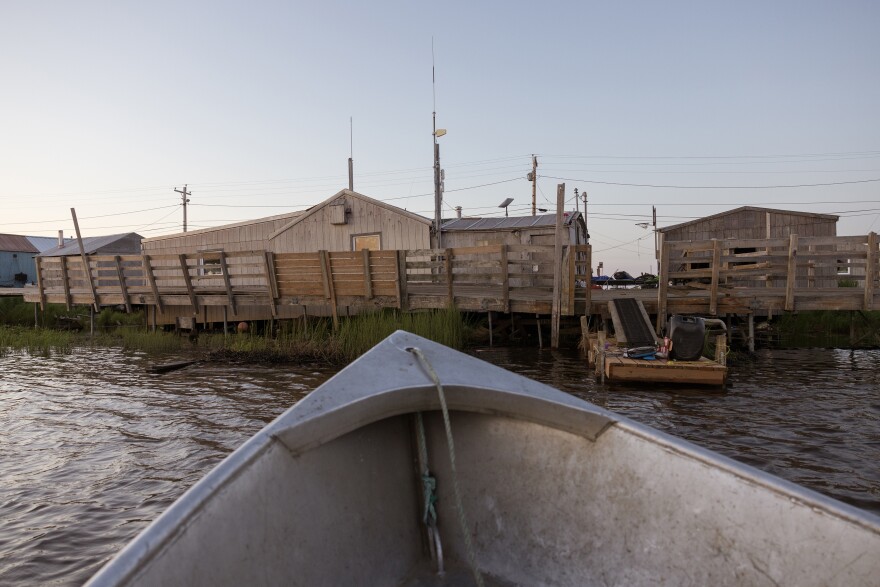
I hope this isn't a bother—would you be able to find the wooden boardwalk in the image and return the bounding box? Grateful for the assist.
[18,233,879,328]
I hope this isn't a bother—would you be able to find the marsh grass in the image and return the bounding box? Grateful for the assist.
[220,307,472,364]
[0,326,76,358]
[0,306,475,362]
[773,310,880,347]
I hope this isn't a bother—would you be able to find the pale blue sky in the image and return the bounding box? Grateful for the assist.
[2,1,878,272]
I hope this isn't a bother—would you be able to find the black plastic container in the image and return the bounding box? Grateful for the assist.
[668,315,705,361]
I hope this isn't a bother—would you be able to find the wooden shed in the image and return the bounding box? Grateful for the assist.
[658,207,841,288]
[267,189,431,253]
[657,206,838,242]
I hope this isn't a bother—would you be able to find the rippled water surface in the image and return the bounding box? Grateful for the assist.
[1,345,878,585]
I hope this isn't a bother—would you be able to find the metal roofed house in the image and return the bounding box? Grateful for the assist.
[38,232,144,257]
[141,211,305,256]
[441,211,587,248]
[0,233,40,287]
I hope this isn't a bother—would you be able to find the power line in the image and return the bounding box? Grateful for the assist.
[541,175,880,189]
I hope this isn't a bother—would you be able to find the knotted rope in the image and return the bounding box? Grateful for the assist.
[409,347,484,587]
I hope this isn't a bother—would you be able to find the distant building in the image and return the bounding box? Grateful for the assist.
[441,211,587,248]
[0,234,39,287]
[657,206,841,287]
[38,232,144,257]
[657,206,838,242]
[142,189,432,256]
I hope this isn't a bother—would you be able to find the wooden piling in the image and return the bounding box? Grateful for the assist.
[551,183,564,348]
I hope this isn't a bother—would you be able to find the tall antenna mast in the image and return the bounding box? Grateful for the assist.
[348,117,354,191]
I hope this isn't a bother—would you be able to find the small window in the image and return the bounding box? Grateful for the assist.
[198,250,223,276]
[352,233,381,251]
[837,259,851,275]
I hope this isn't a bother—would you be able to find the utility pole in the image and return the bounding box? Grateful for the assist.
[583,190,589,242]
[653,205,658,273]
[175,185,191,232]
[529,155,538,216]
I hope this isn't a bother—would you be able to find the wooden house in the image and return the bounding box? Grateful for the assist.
[139,189,432,325]
[657,206,841,287]
[141,190,432,256]
[267,189,431,253]
[0,234,39,287]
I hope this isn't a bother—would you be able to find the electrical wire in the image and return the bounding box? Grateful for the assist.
[541,175,880,189]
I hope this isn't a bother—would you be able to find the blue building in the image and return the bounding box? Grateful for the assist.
[0,234,40,287]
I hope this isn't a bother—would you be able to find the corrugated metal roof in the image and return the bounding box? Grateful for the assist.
[39,233,142,257]
[0,233,39,253]
[143,211,305,243]
[26,236,70,253]
[442,212,579,231]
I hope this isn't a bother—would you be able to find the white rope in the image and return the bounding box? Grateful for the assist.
[409,347,484,587]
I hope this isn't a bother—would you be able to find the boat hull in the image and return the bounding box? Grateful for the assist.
[87,331,880,586]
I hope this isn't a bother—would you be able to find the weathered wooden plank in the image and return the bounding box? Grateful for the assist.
[59,258,71,310]
[865,232,877,311]
[499,245,510,313]
[449,245,504,256]
[397,250,407,310]
[114,256,132,313]
[709,239,721,316]
[322,251,338,329]
[506,244,556,254]
[361,249,373,300]
[216,252,236,316]
[445,249,454,306]
[567,246,576,315]
[178,254,198,311]
[656,233,669,333]
[785,234,798,311]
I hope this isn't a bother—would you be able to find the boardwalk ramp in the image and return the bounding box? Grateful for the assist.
[608,298,657,346]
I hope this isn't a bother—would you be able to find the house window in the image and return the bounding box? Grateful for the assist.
[199,250,223,276]
[837,259,851,275]
[352,233,381,251]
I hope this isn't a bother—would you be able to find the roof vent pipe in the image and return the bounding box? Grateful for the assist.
[455,206,462,219]
[58,230,64,248]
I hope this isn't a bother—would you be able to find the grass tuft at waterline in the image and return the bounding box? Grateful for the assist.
[0,308,474,364]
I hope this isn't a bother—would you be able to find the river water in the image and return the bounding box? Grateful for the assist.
[1,344,878,585]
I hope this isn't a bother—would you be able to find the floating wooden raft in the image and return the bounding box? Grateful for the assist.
[588,333,728,386]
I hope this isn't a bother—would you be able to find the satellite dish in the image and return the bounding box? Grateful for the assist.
[499,198,514,208]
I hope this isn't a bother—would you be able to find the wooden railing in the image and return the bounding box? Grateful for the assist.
[656,232,879,330]
[27,245,587,319]
[28,234,876,325]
